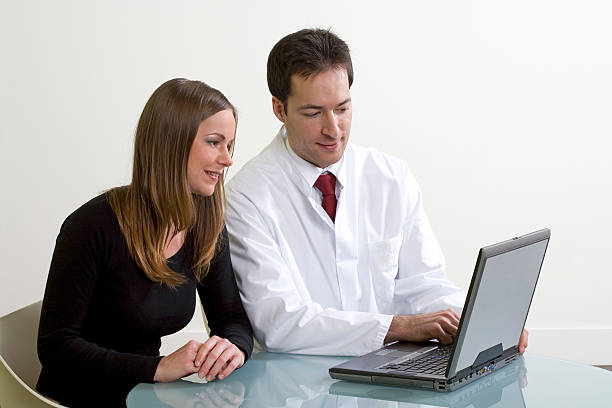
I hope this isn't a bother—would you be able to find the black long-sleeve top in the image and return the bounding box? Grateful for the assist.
[36,193,253,407]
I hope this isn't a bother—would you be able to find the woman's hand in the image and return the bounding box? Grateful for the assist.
[154,340,202,383]
[194,336,245,381]
[154,337,245,383]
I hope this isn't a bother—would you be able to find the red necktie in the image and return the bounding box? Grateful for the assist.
[314,173,337,222]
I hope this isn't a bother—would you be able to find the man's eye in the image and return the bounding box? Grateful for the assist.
[304,112,319,118]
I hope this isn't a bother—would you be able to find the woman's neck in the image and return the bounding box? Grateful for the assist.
[163,228,185,259]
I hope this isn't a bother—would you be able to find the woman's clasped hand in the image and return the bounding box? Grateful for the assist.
[154,336,245,383]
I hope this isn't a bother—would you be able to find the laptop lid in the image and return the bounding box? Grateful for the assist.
[445,229,550,377]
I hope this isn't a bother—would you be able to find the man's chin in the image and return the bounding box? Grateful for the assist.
[317,152,344,168]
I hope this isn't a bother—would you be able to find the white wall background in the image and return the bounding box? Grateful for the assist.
[1,0,610,364]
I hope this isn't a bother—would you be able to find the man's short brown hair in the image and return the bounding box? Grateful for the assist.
[267,28,354,111]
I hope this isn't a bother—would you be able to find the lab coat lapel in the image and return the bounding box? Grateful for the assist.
[273,132,336,230]
[333,145,361,310]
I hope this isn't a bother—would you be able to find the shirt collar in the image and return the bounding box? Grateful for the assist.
[281,126,345,192]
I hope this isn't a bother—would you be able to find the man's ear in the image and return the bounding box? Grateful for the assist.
[272,96,286,123]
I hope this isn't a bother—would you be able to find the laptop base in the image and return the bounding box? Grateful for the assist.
[330,346,520,392]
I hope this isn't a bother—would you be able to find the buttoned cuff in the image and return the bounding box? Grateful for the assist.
[373,314,394,350]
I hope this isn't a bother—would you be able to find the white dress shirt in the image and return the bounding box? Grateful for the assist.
[225,127,465,356]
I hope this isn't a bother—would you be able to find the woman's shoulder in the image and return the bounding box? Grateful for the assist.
[60,192,119,236]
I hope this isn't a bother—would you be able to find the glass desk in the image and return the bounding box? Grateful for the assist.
[127,352,612,407]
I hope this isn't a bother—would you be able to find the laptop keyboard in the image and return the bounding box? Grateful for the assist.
[379,345,452,375]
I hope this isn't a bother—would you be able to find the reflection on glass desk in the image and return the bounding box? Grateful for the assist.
[127,352,612,407]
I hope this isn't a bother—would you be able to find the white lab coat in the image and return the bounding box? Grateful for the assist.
[225,128,465,356]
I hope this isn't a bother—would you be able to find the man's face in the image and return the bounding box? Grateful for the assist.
[272,68,352,168]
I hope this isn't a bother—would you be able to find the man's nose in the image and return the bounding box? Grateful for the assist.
[322,112,340,138]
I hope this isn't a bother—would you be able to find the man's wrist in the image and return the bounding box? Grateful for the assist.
[385,316,402,343]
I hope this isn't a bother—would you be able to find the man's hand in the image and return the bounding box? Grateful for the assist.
[385,309,461,344]
[519,328,528,354]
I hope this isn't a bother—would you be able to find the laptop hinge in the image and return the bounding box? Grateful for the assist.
[471,343,503,369]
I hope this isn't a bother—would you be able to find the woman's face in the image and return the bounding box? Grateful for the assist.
[187,109,235,196]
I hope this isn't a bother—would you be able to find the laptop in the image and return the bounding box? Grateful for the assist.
[329,355,527,407]
[329,229,550,392]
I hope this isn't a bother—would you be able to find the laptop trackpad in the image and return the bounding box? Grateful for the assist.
[333,342,436,371]
[376,342,436,358]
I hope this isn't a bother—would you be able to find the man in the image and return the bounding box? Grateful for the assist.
[226,28,527,356]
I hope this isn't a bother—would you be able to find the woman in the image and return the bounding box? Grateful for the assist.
[36,78,253,407]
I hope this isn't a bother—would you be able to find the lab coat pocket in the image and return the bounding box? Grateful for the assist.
[369,234,403,272]
[368,233,403,309]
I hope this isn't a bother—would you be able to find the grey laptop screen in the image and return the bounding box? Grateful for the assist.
[449,234,549,376]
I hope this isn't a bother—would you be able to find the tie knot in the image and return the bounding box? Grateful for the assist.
[314,173,336,196]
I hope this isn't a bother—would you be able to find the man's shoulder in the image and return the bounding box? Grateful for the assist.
[348,143,411,178]
[346,143,423,198]
[227,136,287,197]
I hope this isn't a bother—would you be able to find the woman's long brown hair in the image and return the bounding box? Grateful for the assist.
[108,79,235,287]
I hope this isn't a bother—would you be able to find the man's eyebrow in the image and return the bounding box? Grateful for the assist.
[336,98,351,107]
[297,98,352,111]
[297,104,323,111]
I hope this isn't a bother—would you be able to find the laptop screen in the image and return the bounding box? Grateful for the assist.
[448,230,550,376]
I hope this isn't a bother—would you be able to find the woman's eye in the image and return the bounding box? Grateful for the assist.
[207,140,219,147]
